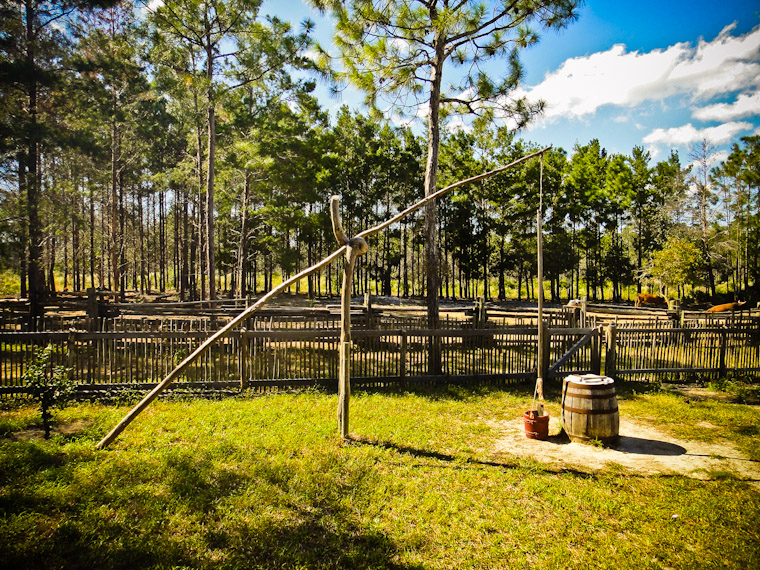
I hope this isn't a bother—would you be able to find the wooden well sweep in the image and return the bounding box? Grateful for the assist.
[94,147,552,450]
[561,374,619,443]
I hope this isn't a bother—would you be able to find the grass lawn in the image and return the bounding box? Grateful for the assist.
[1,383,759,569]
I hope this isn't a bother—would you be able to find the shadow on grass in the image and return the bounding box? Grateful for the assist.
[0,439,419,570]
[347,434,597,478]
[363,381,535,403]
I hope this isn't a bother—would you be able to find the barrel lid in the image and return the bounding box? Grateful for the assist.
[565,374,613,386]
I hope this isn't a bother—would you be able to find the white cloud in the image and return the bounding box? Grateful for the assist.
[713,150,730,164]
[642,121,753,146]
[692,91,760,121]
[646,145,662,161]
[523,23,760,122]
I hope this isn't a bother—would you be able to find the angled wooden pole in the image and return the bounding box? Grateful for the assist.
[357,146,551,241]
[96,245,347,449]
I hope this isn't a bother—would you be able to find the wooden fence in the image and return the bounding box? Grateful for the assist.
[0,294,590,332]
[610,325,760,380]
[3,322,757,396]
[0,326,608,395]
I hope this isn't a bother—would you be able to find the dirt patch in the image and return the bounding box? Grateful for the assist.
[490,417,760,484]
[4,419,93,442]
[665,384,736,403]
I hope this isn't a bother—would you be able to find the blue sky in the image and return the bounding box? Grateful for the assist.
[263,1,760,165]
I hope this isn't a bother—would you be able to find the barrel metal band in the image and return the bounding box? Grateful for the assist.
[563,382,614,390]
[562,405,619,415]
[564,391,616,400]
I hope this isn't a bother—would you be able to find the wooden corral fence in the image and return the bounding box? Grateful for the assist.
[608,323,760,380]
[0,294,588,332]
[0,325,607,395]
[2,321,757,396]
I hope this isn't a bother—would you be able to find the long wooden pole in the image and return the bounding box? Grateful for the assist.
[95,245,347,449]
[357,146,551,241]
[96,148,551,449]
[535,154,546,414]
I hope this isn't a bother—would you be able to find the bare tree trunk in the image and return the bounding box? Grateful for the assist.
[89,183,95,288]
[18,153,28,297]
[236,172,250,298]
[110,113,120,295]
[25,0,43,323]
[423,34,445,375]
[193,92,205,300]
[205,39,217,301]
[181,188,189,300]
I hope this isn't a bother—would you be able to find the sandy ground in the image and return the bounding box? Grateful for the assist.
[491,416,760,486]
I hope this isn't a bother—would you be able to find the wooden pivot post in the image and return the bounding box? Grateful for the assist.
[331,196,368,440]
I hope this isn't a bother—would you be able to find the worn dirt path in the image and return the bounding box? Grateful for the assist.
[491,416,760,485]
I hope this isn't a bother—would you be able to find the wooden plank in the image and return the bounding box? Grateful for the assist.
[548,329,596,374]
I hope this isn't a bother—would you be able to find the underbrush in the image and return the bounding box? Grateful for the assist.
[1,384,758,569]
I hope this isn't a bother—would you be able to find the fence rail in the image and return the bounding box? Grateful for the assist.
[1,319,758,396]
[2,327,604,395]
[612,326,760,379]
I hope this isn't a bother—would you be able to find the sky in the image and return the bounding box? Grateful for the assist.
[262,0,760,166]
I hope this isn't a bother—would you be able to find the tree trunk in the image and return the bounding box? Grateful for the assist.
[139,193,145,293]
[700,185,716,297]
[89,183,95,288]
[193,92,205,300]
[423,34,445,375]
[181,188,189,300]
[205,38,217,301]
[159,190,166,292]
[18,153,28,297]
[25,0,43,323]
[118,170,126,299]
[402,221,408,297]
[48,236,56,294]
[236,172,250,298]
[110,113,120,296]
[637,213,643,293]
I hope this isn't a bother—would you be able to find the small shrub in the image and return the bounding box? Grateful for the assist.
[22,345,75,439]
[707,377,729,392]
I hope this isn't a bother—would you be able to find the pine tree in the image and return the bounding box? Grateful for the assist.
[312,0,579,372]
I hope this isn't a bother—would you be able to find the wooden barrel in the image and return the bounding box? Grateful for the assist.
[561,375,619,443]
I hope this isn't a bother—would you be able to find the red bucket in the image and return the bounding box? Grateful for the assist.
[523,410,550,440]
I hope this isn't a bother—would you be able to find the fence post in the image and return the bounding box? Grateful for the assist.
[604,323,617,379]
[591,327,602,375]
[399,330,407,380]
[86,288,99,332]
[719,326,727,378]
[239,328,248,390]
[580,296,588,327]
[67,330,77,383]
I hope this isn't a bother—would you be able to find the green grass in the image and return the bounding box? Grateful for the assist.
[1,384,759,569]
